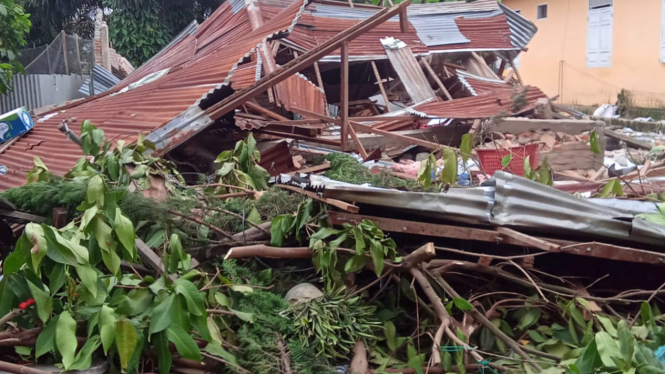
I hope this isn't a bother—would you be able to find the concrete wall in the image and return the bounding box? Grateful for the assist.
[1,74,88,114]
[504,0,665,107]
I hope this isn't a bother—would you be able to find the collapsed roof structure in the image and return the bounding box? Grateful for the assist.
[0,0,538,190]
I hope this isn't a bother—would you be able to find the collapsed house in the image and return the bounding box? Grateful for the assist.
[2,1,665,373]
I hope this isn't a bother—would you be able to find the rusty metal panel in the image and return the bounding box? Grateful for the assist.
[407,86,547,119]
[258,140,296,176]
[456,70,510,96]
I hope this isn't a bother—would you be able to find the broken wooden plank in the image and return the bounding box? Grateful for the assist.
[287,161,331,176]
[350,120,448,151]
[371,61,391,112]
[341,41,350,152]
[508,58,524,86]
[420,57,453,101]
[496,227,561,252]
[277,184,359,213]
[605,128,653,150]
[0,208,47,224]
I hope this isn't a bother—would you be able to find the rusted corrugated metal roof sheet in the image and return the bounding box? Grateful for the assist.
[429,15,516,53]
[275,73,327,115]
[407,86,547,119]
[456,70,511,96]
[0,0,310,191]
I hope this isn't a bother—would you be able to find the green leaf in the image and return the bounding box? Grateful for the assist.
[501,154,512,168]
[641,302,655,328]
[115,319,138,370]
[417,155,433,189]
[617,320,635,370]
[518,309,541,330]
[35,315,58,359]
[33,156,48,170]
[247,206,261,225]
[92,216,113,252]
[344,255,369,273]
[214,293,231,308]
[69,336,102,371]
[460,134,473,163]
[597,316,617,337]
[101,249,121,275]
[114,208,135,256]
[453,297,473,311]
[524,156,534,179]
[441,148,458,185]
[167,324,202,361]
[174,278,205,316]
[154,331,172,374]
[231,309,255,323]
[270,215,294,247]
[27,281,52,322]
[574,339,603,374]
[442,351,452,371]
[590,130,601,154]
[229,285,254,294]
[25,223,47,272]
[100,305,116,355]
[149,294,174,335]
[595,331,621,367]
[87,175,105,206]
[205,342,240,367]
[385,321,398,352]
[528,330,546,343]
[369,240,385,277]
[76,264,98,298]
[56,311,78,369]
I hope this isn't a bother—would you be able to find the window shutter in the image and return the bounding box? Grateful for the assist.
[587,11,601,66]
[587,6,613,67]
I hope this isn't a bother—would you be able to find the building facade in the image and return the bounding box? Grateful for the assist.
[503,0,665,107]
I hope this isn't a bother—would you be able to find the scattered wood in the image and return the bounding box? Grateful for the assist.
[277,184,360,213]
[287,161,331,176]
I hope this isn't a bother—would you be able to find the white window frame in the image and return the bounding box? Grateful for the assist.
[587,1,613,68]
[536,3,548,20]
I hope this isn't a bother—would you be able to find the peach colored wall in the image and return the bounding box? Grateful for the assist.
[503,0,665,107]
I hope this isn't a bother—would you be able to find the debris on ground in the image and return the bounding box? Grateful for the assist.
[0,0,665,374]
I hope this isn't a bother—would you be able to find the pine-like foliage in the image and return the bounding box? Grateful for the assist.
[322,153,418,190]
[1,179,88,220]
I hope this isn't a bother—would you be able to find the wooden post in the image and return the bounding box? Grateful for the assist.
[74,36,81,75]
[497,59,506,78]
[371,61,391,112]
[340,41,350,152]
[61,31,69,75]
[52,207,68,229]
[420,57,452,101]
[509,59,524,86]
[399,7,408,32]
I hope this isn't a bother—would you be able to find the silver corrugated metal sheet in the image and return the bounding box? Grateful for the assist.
[78,65,121,96]
[0,75,40,113]
[497,3,537,61]
[409,15,470,47]
[323,170,665,248]
[407,0,499,16]
[0,74,87,113]
[324,185,494,225]
[492,172,663,246]
[382,38,437,105]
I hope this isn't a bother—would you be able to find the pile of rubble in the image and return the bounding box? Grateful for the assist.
[0,0,665,374]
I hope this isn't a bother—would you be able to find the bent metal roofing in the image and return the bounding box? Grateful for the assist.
[0,0,309,190]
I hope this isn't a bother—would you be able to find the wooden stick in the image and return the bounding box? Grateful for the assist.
[188,183,255,194]
[276,184,359,213]
[428,271,543,371]
[349,341,368,374]
[420,57,452,101]
[402,242,435,268]
[287,161,331,176]
[350,121,448,151]
[340,41,350,152]
[508,59,523,86]
[0,360,53,374]
[371,61,391,112]
[348,124,369,159]
[169,210,235,240]
[496,227,561,252]
[204,207,270,235]
[224,245,312,260]
[215,192,254,199]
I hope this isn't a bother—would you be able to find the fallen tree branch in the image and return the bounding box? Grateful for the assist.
[0,360,53,374]
[0,310,21,328]
[427,271,543,370]
[224,245,312,260]
[204,207,271,235]
[402,243,435,268]
[169,210,235,241]
[431,323,445,366]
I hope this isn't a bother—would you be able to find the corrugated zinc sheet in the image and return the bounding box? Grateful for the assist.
[406,0,499,16]
[429,15,517,53]
[497,3,537,61]
[78,65,121,96]
[275,73,327,116]
[382,38,437,104]
[456,70,510,96]
[407,86,547,119]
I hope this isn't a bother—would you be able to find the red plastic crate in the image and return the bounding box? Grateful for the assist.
[476,144,540,177]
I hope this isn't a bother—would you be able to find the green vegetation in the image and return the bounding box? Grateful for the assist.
[0,0,30,94]
[322,153,419,190]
